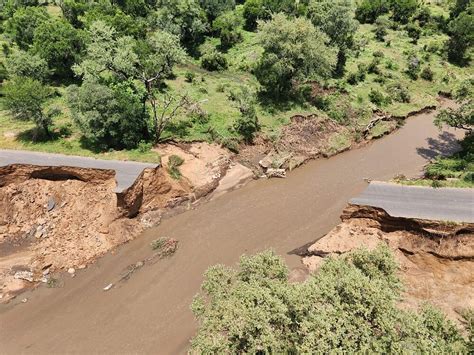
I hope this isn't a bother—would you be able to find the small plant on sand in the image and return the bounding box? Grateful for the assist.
[150,237,178,257]
[167,154,184,179]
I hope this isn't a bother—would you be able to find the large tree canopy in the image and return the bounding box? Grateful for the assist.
[191,247,468,353]
[255,13,336,98]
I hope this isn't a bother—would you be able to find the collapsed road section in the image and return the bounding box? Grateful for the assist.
[0,149,158,192]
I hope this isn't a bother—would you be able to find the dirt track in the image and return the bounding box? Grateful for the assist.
[0,108,465,354]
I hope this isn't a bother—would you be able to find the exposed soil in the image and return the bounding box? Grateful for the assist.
[303,205,474,323]
[0,164,189,302]
[0,142,252,302]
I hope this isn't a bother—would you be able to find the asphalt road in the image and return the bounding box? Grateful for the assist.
[351,181,474,223]
[0,149,158,192]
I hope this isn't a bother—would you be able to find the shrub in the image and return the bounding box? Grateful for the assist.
[406,54,421,80]
[369,88,389,106]
[391,0,419,24]
[356,0,390,23]
[388,82,411,102]
[184,71,196,83]
[167,154,184,179]
[2,77,56,138]
[406,22,421,43]
[191,246,467,353]
[374,16,390,41]
[67,81,149,150]
[420,67,434,81]
[200,45,228,71]
[212,11,243,49]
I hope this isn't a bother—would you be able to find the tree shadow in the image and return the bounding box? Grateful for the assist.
[15,124,73,143]
[416,131,461,160]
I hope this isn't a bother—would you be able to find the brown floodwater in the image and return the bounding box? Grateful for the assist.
[0,106,465,354]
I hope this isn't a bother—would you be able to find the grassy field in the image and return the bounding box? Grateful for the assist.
[0,4,472,162]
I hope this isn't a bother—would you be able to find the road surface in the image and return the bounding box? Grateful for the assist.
[0,149,158,192]
[351,181,474,222]
[0,105,467,354]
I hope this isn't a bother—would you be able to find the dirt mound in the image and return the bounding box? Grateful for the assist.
[238,115,348,174]
[0,164,189,302]
[303,205,474,323]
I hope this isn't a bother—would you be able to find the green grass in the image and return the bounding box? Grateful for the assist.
[394,135,474,188]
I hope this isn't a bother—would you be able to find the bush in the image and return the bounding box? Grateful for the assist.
[388,82,411,103]
[212,11,243,49]
[369,88,389,106]
[200,45,228,71]
[374,16,390,41]
[67,81,149,150]
[420,67,434,81]
[406,22,421,43]
[184,71,196,83]
[191,246,467,353]
[167,154,184,179]
[391,0,419,24]
[406,54,421,80]
[2,77,55,138]
[356,0,390,23]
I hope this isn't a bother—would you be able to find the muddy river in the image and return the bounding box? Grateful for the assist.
[0,107,464,354]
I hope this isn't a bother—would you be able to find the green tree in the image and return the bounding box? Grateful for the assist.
[67,80,149,150]
[199,0,235,21]
[255,13,336,98]
[191,246,468,353]
[435,79,473,133]
[32,18,83,79]
[212,10,243,49]
[74,21,186,142]
[391,0,419,24]
[232,86,260,143]
[242,0,266,30]
[447,4,474,65]
[3,6,49,49]
[2,77,56,138]
[4,49,50,81]
[150,0,208,50]
[355,0,390,23]
[200,43,228,70]
[307,0,358,75]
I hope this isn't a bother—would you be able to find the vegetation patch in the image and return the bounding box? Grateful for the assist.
[191,247,471,353]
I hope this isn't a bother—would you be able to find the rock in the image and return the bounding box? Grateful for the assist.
[266,168,286,178]
[67,268,75,275]
[78,264,86,270]
[135,261,144,268]
[42,268,50,276]
[21,298,28,303]
[258,154,273,169]
[47,197,56,212]
[103,283,113,291]
[14,271,34,282]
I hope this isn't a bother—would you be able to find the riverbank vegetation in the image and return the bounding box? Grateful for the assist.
[396,78,473,188]
[0,0,472,162]
[191,247,472,353]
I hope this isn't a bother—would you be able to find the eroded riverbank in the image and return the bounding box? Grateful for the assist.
[0,106,466,354]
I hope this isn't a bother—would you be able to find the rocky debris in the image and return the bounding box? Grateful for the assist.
[103,283,113,291]
[303,204,474,323]
[47,197,56,212]
[67,268,75,275]
[266,168,286,178]
[14,271,34,282]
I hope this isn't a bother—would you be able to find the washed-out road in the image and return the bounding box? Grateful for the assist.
[352,181,474,223]
[0,105,467,354]
[0,149,158,192]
